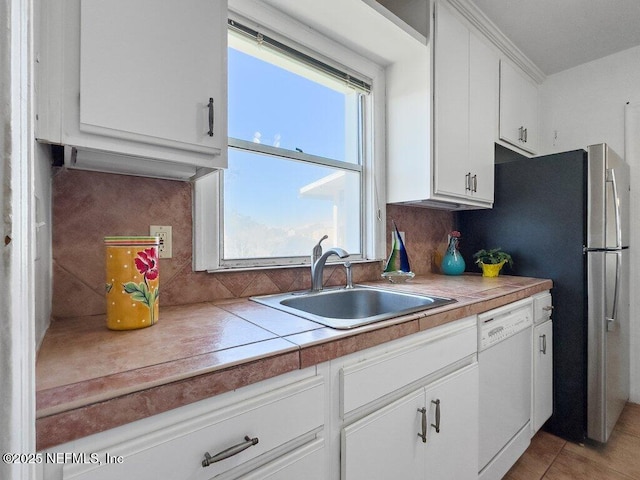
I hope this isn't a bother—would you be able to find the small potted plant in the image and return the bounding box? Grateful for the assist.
[473,248,513,277]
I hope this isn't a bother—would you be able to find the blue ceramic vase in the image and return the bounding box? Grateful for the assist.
[441,235,465,275]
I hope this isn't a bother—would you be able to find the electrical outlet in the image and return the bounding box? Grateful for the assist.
[150,225,172,259]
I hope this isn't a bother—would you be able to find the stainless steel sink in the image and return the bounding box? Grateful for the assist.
[250,286,456,329]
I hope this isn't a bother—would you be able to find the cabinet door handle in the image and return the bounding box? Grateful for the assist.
[472,174,477,193]
[207,97,215,137]
[202,435,259,467]
[465,172,472,192]
[431,399,441,433]
[524,127,528,143]
[539,334,547,354]
[518,125,527,143]
[417,407,427,443]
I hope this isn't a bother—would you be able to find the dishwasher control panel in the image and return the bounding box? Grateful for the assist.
[478,300,533,350]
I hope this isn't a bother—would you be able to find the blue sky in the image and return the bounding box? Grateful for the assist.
[226,47,350,228]
[227,47,346,160]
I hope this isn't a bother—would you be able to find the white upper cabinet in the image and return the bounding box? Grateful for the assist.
[385,0,498,209]
[433,2,498,206]
[36,0,228,180]
[383,0,544,209]
[468,32,498,203]
[432,1,471,201]
[499,59,540,155]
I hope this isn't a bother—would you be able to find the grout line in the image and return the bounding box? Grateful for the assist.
[538,439,566,480]
[540,403,640,479]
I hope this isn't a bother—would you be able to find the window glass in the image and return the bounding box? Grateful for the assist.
[223,27,366,264]
[223,148,361,259]
[228,48,360,163]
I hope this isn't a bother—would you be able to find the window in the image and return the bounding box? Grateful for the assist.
[193,9,386,271]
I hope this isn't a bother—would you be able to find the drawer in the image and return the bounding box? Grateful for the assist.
[340,316,477,416]
[239,439,325,480]
[533,291,553,324]
[62,376,324,480]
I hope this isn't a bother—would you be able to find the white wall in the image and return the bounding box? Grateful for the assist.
[539,44,640,403]
[2,0,37,478]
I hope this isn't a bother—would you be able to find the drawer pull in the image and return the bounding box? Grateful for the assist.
[542,305,554,311]
[417,408,427,443]
[202,435,259,467]
[431,399,441,433]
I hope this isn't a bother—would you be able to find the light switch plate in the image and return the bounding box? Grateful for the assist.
[150,225,172,259]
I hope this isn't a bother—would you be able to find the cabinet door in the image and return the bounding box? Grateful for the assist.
[468,33,498,203]
[433,1,470,200]
[342,365,479,480]
[79,0,225,155]
[424,365,479,480]
[499,60,539,154]
[342,388,425,480]
[532,320,553,433]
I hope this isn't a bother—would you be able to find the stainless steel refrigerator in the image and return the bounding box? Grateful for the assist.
[458,143,630,443]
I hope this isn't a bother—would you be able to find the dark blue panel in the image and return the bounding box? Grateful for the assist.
[458,148,588,442]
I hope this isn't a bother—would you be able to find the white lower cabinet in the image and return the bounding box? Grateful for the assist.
[343,388,425,480]
[532,320,553,433]
[342,365,479,480]
[532,292,554,434]
[39,296,548,480]
[332,316,479,480]
[41,372,324,480]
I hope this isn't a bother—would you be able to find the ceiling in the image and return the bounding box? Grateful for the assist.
[471,0,640,75]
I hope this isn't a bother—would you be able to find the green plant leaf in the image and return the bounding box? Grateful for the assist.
[132,292,148,303]
[473,247,513,267]
[150,287,159,304]
[123,282,141,294]
[123,281,152,307]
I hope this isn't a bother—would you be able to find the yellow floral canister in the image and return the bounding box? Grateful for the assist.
[104,236,159,330]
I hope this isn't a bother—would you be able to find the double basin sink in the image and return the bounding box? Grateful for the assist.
[251,285,456,330]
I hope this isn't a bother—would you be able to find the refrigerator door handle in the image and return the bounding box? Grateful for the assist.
[606,251,622,332]
[607,168,622,249]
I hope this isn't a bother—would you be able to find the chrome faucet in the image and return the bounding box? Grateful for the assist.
[310,237,349,292]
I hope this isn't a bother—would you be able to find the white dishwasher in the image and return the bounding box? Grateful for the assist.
[478,298,533,480]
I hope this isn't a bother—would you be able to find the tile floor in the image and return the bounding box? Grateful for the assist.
[505,402,640,479]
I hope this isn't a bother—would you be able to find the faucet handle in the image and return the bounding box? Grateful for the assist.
[312,235,328,263]
[344,261,354,289]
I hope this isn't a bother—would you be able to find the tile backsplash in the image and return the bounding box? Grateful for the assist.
[52,169,455,319]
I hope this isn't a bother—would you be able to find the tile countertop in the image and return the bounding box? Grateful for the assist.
[36,273,552,450]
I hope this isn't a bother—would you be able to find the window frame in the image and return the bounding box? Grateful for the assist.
[193,4,386,272]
